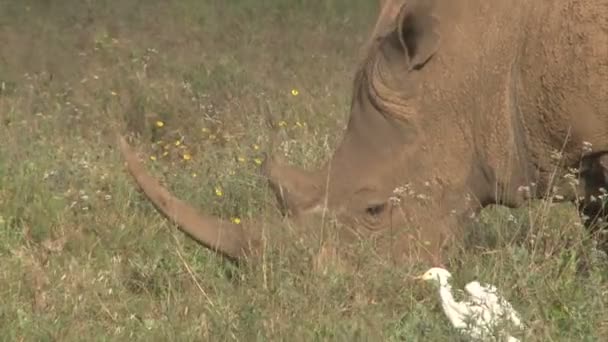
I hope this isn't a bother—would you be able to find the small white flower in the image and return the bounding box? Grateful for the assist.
[388,196,401,205]
[582,141,593,153]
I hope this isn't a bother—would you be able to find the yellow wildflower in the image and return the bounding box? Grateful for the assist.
[231,217,241,224]
[183,153,191,161]
[192,173,197,178]
[253,158,262,165]
[155,120,164,128]
[110,90,118,96]
[150,156,157,161]
[214,187,223,197]
[162,151,169,157]
[291,89,299,96]
[253,144,260,150]
[295,121,302,127]
[278,121,287,127]
[237,156,246,163]
[201,127,209,133]
[175,140,181,146]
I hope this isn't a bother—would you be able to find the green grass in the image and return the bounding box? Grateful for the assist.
[1,0,607,340]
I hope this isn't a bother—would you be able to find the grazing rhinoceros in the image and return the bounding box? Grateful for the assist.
[119,0,608,265]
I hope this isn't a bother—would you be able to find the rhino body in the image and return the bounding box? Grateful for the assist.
[119,0,608,264]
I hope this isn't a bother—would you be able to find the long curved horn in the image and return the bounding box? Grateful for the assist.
[117,136,254,261]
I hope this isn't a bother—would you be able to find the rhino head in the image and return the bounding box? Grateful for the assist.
[118,0,477,265]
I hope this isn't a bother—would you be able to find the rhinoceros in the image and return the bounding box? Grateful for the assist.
[119,0,608,265]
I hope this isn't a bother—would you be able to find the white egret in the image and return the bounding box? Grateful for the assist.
[415,267,522,341]
[464,280,523,329]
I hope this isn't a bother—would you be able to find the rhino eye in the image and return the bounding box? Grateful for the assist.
[365,202,387,217]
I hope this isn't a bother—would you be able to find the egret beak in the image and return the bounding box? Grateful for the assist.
[411,274,425,281]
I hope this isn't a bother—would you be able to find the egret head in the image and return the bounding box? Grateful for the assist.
[415,267,452,286]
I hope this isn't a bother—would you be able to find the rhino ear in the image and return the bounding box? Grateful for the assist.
[393,0,440,70]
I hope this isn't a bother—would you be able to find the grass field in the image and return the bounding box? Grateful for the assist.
[1,1,607,340]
